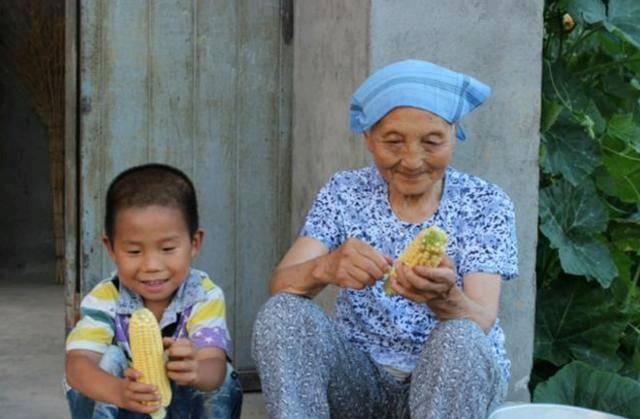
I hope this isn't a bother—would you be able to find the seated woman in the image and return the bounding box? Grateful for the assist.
[252,59,518,419]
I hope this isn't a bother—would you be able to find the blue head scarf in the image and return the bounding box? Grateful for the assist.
[349,59,491,140]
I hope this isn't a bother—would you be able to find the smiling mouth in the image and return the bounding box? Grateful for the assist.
[398,172,427,180]
[140,279,169,290]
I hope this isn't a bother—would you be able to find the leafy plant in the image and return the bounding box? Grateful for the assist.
[534,0,640,415]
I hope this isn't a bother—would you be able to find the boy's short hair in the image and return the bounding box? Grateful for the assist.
[105,163,199,240]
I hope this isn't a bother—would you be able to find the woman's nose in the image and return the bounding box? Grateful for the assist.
[401,143,425,169]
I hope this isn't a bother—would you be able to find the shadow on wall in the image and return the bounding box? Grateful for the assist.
[0,43,55,284]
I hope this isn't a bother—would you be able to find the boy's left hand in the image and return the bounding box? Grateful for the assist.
[163,337,199,387]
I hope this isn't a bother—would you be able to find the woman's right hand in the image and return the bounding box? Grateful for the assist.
[117,368,163,414]
[315,238,392,290]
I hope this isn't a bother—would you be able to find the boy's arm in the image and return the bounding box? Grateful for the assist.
[66,350,160,413]
[66,350,125,405]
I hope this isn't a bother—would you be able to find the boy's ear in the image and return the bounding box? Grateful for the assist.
[102,235,116,260]
[190,229,205,259]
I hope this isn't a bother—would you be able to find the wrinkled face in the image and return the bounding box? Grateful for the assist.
[104,205,203,310]
[365,107,455,198]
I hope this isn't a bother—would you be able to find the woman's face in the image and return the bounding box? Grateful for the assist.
[365,107,456,198]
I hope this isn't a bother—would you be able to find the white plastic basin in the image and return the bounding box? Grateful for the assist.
[488,403,627,419]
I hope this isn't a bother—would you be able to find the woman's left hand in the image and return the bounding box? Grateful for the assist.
[392,256,467,319]
[391,255,457,304]
[163,337,199,387]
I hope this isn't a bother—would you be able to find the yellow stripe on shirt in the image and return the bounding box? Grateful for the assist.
[201,276,216,292]
[90,281,119,301]
[187,299,225,331]
[66,325,112,346]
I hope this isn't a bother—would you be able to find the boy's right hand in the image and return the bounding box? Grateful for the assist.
[117,368,163,414]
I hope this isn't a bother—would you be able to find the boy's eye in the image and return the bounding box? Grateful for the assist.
[126,250,141,255]
[162,247,176,252]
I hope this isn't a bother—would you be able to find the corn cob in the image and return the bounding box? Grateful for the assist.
[383,226,448,295]
[129,308,172,419]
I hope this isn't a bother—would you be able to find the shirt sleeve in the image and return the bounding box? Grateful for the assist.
[186,276,232,357]
[458,187,519,281]
[299,174,346,251]
[66,281,117,354]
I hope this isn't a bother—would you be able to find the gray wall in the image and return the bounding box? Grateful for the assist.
[0,58,55,284]
[291,0,370,311]
[292,0,543,401]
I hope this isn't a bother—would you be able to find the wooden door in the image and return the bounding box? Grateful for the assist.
[78,0,292,379]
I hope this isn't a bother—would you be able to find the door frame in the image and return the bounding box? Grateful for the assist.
[64,0,79,333]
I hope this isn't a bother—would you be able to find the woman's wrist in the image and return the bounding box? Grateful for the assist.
[310,252,335,287]
[451,287,494,333]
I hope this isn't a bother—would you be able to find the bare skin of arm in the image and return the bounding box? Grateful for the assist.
[391,256,500,333]
[65,350,160,414]
[269,236,392,298]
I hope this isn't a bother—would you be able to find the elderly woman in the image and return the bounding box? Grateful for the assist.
[252,59,518,419]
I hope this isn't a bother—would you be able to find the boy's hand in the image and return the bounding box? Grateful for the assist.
[163,337,199,387]
[118,368,162,414]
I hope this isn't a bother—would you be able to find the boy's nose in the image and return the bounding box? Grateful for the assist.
[141,253,163,271]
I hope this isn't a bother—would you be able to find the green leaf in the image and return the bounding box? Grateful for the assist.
[604,0,640,48]
[568,0,606,24]
[540,180,609,236]
[535,278,628,369]
[597,156,640,203]
[557,238,619,286]
[541,99,565,132]
[610,221,640,254]
[543,126,601,185]
[540,180,618,286]
[607,114,640,151]
[533,361,640,418]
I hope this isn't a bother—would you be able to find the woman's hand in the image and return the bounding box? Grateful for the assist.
[117,368,162,414]
[315,238,392,290]
[391,255,456,303]
[391,257,501,333]
[163,337,199,387]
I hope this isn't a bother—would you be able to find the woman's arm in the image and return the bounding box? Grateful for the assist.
[427,272,501,333]
[270,236,392,298]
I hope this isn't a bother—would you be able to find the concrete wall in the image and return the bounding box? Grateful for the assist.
[292,0,543,401]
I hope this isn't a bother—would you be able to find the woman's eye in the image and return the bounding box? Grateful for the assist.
[126,250,141,255]
[163,247,176,252]
[385,138,403,145]
[423,138,442,146]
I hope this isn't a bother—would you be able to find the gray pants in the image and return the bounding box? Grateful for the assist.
[252,293,506,419]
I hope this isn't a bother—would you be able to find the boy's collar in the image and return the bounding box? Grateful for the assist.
[115,268,208,329]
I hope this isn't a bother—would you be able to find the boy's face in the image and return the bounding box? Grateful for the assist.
[103,205,203,311]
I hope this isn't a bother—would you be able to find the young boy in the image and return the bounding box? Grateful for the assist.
[65,164,242,418]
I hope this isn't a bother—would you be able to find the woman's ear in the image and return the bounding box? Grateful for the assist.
[190,229,205,259]
[364,129,375,153]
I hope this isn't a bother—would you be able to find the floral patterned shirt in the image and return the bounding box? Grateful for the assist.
[300,165,518,380]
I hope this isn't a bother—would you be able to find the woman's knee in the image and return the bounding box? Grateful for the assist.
[253,293,322,336]
[252,293,332,360]
[426,319,489,355]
